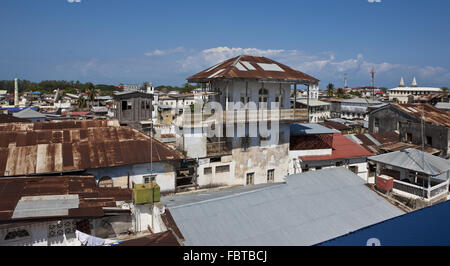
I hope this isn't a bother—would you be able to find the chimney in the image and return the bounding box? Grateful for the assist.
[14,78,19,106]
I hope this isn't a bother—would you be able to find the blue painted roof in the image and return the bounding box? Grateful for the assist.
[290,123,339,135]
[0,106,39,112]
[318,200,450,246]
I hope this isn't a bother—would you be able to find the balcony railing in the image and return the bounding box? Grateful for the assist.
[181,108,308,127]
[391,178,449,200]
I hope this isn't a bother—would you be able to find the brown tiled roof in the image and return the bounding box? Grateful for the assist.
[117,231,181,246]
[393,104,450,127]
[187,55,319,83]
[0,175,132,222]
[0,120,184,176]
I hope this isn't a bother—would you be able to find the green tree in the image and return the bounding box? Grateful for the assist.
[336,88,345,98]
[326,83,335,97]
[77,96,87,109]
[87,86,97,108]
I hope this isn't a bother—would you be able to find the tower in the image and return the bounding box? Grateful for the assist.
[14,78,19,107]
[411,77,418,87]
[370,68,376,100]
[399,77,405,87]
[344,73,348,89]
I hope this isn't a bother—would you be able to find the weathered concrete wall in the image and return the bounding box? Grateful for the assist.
[369,107,407,134]
[196,156,236,188]
[87,162,178,193]
[399,121,449,156]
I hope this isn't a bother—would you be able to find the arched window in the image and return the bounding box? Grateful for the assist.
[98,176,113,188]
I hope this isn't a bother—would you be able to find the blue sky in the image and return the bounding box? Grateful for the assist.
[1,0,450,88]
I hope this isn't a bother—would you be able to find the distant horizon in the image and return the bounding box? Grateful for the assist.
[1,0,450,89]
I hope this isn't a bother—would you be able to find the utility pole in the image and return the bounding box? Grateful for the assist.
[370,68,376,101]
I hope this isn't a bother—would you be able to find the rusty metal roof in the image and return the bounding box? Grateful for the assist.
[0,175,131,222]
[0,114,29,124]
[116,230,181,246]
[393,104,450,127]
[0,120,184,177]
[187,55,319,83]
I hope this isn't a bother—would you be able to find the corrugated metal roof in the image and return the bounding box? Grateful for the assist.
[368,148,450,176]
[162,168,404,246]
[187,55,319,83]
[300,133,373,162]
[116,231,181,246]
[0,120,184,176]
[291,123,339,135]
[435,102,450,110]
[392,104,450,127]
[319,200,450,246]
[0,175,132,222]
[12,108,46,119]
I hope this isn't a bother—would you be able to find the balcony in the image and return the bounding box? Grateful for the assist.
[180,108,308,127]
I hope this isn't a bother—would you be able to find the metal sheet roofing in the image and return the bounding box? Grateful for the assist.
[390,104,450,127]
[291,123,339,135]
[300,133,373,162]
[435,102,450,110]
[162,168,404,246]
[187,55,319,83]
[12,108,46,119]
[0,120,184,176]
[368,148,450,176]
[0,175,131,222]
[319,200,450,246]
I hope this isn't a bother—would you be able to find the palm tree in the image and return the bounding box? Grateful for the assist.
[87,86,97,108]
[77,96,87,109]
[326,83,335,97]
[336,88,345,98]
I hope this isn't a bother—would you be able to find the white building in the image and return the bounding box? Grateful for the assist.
[389,77,443,104]
[179,55,317,188]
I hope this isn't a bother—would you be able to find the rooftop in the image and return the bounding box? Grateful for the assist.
[368,148,450,176]
[435,102,450,110]
[161,168,404,246]
[393,104,450,127]
[290,123,339,135]
[319,200,450,246]
[300,133,373,162]
[0,120,184,177]
[187,55,319,84]
[0,175,131,223]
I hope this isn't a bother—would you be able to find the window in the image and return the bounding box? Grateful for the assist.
[246,172,254,185]
[407,133,413,142]
[143,175,156,184]
[216,165,230,173]
[267,169,274,183]
[279,132,285,145]
[426,136,433,146]
[258,88,268,109]
[336,162,343,167]
[204,167,212,175]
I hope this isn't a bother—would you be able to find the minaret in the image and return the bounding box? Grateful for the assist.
[14,78,19,106]
[344,73,348,89]
[411,77,418,87]
[399,77,405,87]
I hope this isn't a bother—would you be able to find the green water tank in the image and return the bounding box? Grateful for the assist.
[133,182,160,205]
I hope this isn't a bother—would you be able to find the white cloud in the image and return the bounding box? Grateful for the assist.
[144,47,185,57]
[54,46,450,87]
